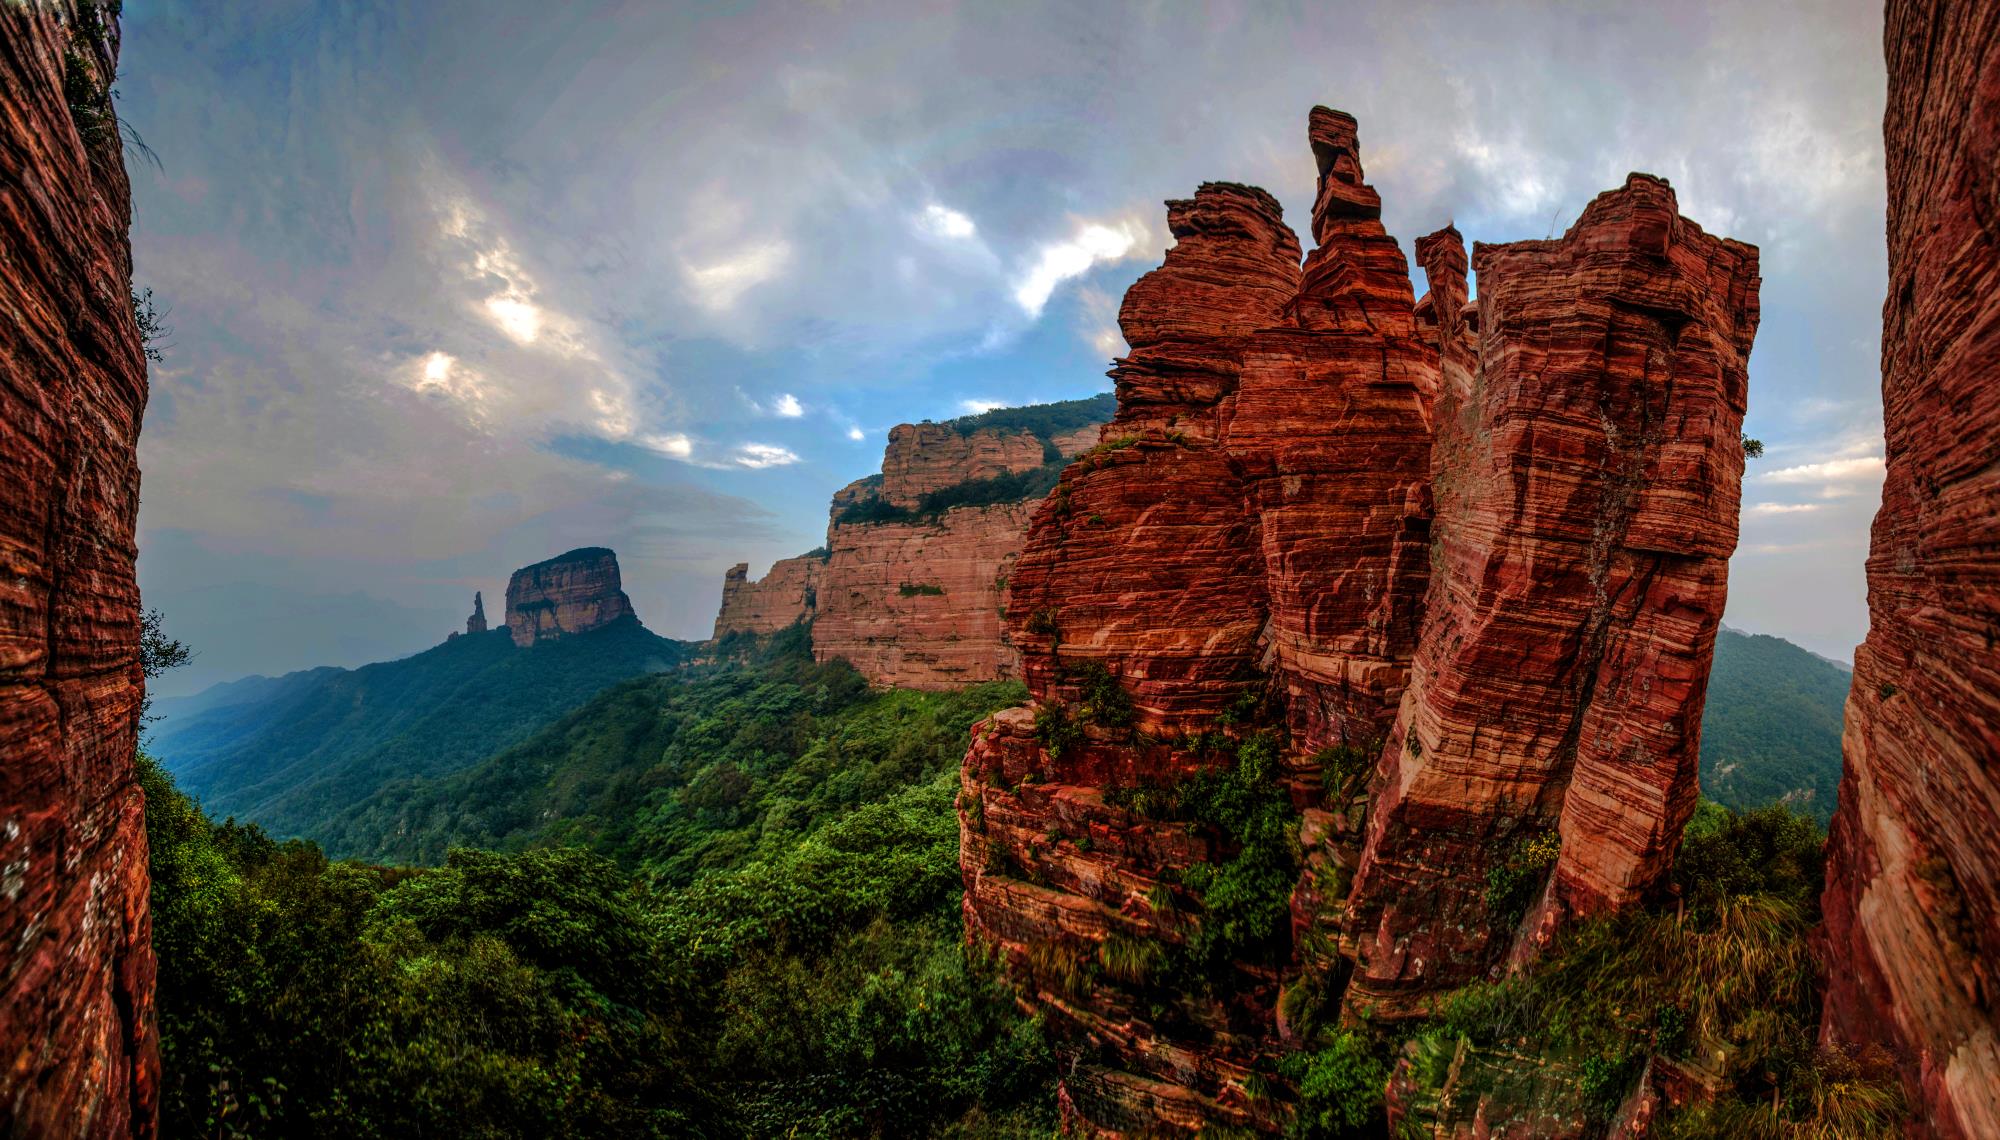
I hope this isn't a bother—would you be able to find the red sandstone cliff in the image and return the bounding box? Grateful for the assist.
[958,109,1759,1134]
[1820,2,2000,1135]
[712,410,1104,687]
[0,3,158,1134]
[1345,176,1760,1017]
[505,547,636,647]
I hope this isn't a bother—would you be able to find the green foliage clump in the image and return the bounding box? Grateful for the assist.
[1427,804,1904,1136]
[1032,702,1081,759]
[941,392,1115,442]
[836,462,1071,526]
[898,582,946,597]
[1064,660,1133,730]
[1482,829,1561,925]
[1107,732,1300,977]
[1312,743,1373,801]
[1278,1031,1388,1137]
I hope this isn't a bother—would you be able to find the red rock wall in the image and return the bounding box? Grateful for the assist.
[1344,175,1760,1016]
[712,557,820,637]
[962,109,1439,1131]
[504,547,636,647]
[714,421,1104,687]
[0,3,159,1135]
[1820,2,2000,1134]
[812,501,1036,689]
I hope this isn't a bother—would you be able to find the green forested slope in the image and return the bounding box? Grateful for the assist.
[1698,627,1851,823]
[152,618,690,840]
[322,627,1025,877]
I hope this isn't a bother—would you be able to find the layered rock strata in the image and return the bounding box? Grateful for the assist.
[0,3,158,1134]
[505,547,636,647]
[1820,2,2000,1135]
[713,557,820,637]
[962,109,1439,1130]
[1345,175,1760,1016]
[960,108,1760,1133]
[713,415,1103,687]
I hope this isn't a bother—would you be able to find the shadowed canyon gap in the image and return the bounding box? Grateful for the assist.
[956,110,1760,1132]
[0,3,158,1135]
[1819,1,2000,1136]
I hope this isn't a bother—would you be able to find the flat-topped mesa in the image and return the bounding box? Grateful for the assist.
[963,108,1438,1132]
[504,547,637,647]
[0,3,159,1133]
[1344,172,1760,1019]
[1821,2,2000,1135]
[872,421,1050,508]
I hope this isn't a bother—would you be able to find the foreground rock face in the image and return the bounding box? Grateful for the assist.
[1346,176,1760,1016]
[1821,2,2000,1135]
[713,411,1104,687]
[960,108,1759,1133]
[505,548,636,647]
[0,4,158,1135]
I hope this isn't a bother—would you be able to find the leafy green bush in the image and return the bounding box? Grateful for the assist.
[899,582,946,597]
[1279,1031,1387,1137]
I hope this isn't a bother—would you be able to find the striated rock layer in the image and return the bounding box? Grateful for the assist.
[1820,1,2000,1136]
[504,547,636,647]
[1346,176,1760,1017]
[961,108,1760,1133]
[962,109,1439,1131]
[713,413,1104,687]
[0,3,159,1135]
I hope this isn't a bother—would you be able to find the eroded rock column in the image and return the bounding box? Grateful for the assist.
[1345,174,1760,1018]
[1820,2,2000,1135]
[0,3,158,1134]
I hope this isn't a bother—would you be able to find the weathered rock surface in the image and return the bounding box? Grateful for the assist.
[812,501,1038,689]
[1346,174,1760,1017]
[0,3,158,1134]
[713,408,1106,687]
[963,109,1440,1132]
[1820,2,2000,1136]
[713,557,820,637]
[465,590,488,635]
[961,108,1760,1133]
[504,547,636,647]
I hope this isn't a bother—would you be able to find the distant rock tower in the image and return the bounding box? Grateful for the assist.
[466,590,488,634]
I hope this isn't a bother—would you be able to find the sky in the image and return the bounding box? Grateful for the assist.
[119,0,1890,696]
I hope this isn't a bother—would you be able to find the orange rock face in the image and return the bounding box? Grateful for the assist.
[713,557,821,637]
[504,547,637,647]
[0,4,159,1135]
[1820,2,2000,1135]
[961,108,1760,1133]
[713,413,1106,687]
[963,109,1439,1130]
[1346,175,1760,1017]
[812,501,1038,689]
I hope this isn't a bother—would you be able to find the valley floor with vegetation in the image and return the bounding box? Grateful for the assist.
[141,631,1900,1138]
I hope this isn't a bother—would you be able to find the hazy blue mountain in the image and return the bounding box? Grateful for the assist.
[1699,626,1852,823]
[152,617,690,839]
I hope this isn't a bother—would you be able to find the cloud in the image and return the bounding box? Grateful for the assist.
[847,426,865,441]
[639,432,694,459]
[1747,502,1823,515]
[1012,216,1152,317]
[1074,285,1126,358]
[735,443,801,469]
[918,203,978,239]
[772,393,804,417]
[683,240,792,313]
[1756,455,1886,484]
[958,398,1006,414]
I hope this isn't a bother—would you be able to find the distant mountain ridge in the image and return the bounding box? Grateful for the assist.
[1699,625,1851,823]
[152,547,693,842]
